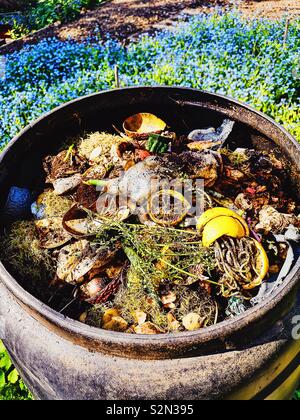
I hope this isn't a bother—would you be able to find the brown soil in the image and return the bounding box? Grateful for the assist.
[240,0,300,20]
[1,0,299,54]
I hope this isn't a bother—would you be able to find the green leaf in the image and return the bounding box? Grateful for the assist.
[0,352,12,372]
[7,369,19,385]
[294,389,300,400]
[0,370,6,389]
[19,380,26,391]
[0,341,5,354]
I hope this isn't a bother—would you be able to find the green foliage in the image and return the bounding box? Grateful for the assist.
[1,13,299,149]
[0,340,33,400]
[2,0,105,38]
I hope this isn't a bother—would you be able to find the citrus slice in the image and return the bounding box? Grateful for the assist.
[202,216,246,247]
[197,207,249,236]
[243,239,269,290]
[148,190,191,227]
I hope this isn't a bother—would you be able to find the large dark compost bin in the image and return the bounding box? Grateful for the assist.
[0,87,299,400]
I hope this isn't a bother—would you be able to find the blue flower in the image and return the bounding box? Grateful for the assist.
[0,11,299,149]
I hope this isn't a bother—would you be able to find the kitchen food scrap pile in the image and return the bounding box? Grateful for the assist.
[1,113,300,334]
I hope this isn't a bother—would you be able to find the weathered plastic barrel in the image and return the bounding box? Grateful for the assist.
[0,87,299,400]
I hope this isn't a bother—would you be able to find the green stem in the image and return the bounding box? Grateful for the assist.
[84,179,109,187]
[160,258,220,287]
[64,144,75,163]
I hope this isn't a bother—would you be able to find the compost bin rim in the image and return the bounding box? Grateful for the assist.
[0,86,300,351]
[1,85,300,155]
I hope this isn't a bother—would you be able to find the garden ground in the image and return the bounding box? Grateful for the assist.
[1,0,300,54]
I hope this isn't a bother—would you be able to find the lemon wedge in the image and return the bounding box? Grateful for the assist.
[197,207,250,236]
[243,240,269,290]
[202,216,246,247]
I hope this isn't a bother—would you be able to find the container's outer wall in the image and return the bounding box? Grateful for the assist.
[1,282,300,400]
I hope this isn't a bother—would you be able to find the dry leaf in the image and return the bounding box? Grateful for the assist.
[102,316,128,332]
[134,322,165,335]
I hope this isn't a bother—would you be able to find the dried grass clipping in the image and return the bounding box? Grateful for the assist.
[41,190,73,218]
[78,132,123,164]
[0,221,55,281]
